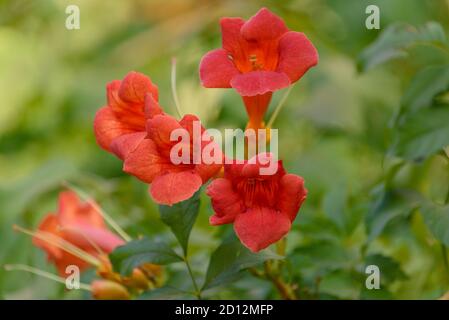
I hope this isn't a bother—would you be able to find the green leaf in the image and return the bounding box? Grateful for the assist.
[159,190,200,255]
[365,254,408,284]
[366,185,421,241]
[358,22,447,72]
[399,65,449,118]
[421,201,449,246]
[319,270,362,299]
[137,286,191,300]
[110,237,183,276]
[390,105,449,161]
[291,241,351,272]
[202,234,283,291]
[322,186,351,234]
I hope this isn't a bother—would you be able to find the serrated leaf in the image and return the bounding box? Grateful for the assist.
[421,202,449,246]
[390,106,449,161]
[358,22,447,72]
[202,234,283,291]
[110,237,183,276]
[159,191,200,255]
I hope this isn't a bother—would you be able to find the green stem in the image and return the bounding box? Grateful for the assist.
[441,245,449,285]
[441,151,449,283]
[184,257,201,300]
[266,85,294,128]
[171,58,183,118]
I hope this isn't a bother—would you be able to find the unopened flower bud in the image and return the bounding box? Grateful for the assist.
[91,280,130,300]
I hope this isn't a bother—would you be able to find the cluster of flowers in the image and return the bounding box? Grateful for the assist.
[15,8,317,299]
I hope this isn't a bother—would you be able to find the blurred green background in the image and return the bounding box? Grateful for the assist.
[1,0,449,299]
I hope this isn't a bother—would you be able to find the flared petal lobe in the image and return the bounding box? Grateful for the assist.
[230,71,290,96]
[241,7,288,41]
[94,107,137,152]
[277,31,319,83]
[123,139,166,184]
[150,171,203,206]
[234,207,291,252]
[207,178,243,225]
[199,49,239,88]
[278,174,307,222]
[119,71,158,104]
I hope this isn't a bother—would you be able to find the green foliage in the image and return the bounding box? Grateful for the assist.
[365,254,408,284]
[421,202,449,246]
[390,105,449,161]
[366,185,421,241]
[399,65,449,117]
[202,234,283,291]
[159,191,200,255]
[110,238,183,276]
[2,0,449,300]
[358,22,447,72]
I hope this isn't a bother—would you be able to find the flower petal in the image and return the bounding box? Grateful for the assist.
[57,191,104,229]
[278,174,307,222]
[106,80,126,110]
[123,139,166,183]
[220,17,245,53]
[150,171,203,205]
[230,71,290,96]
[195,162,222,183]
[93,107,136,151]
[242,153,284,178]
[63,225,125,253]
[118,71,158,104]
[234,207,291,252]
[206,178,243,225]
[110,132,147,160]
[277,31,318,83]
[146,114,183,150]
[144,93,164,119]
[33,214,63,260]
[241,8,288,41]
[199,49,239,88]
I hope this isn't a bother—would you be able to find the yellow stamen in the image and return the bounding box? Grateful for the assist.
[13,225,101,267]
[4,264,92,291]
[62,181,132,242]
[58,226,106,257]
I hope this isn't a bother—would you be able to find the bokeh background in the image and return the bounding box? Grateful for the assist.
[1,0,449,299]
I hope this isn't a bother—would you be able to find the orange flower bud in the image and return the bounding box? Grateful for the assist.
[91,280,130,300]
[122,268,150,290]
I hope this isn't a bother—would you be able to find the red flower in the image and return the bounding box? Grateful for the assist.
[199,7,318,130]
[206,153,307,252]
[120,110,223,206]
[94,72,222,205]
[94,71,159,159]
[33,191,124,276]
